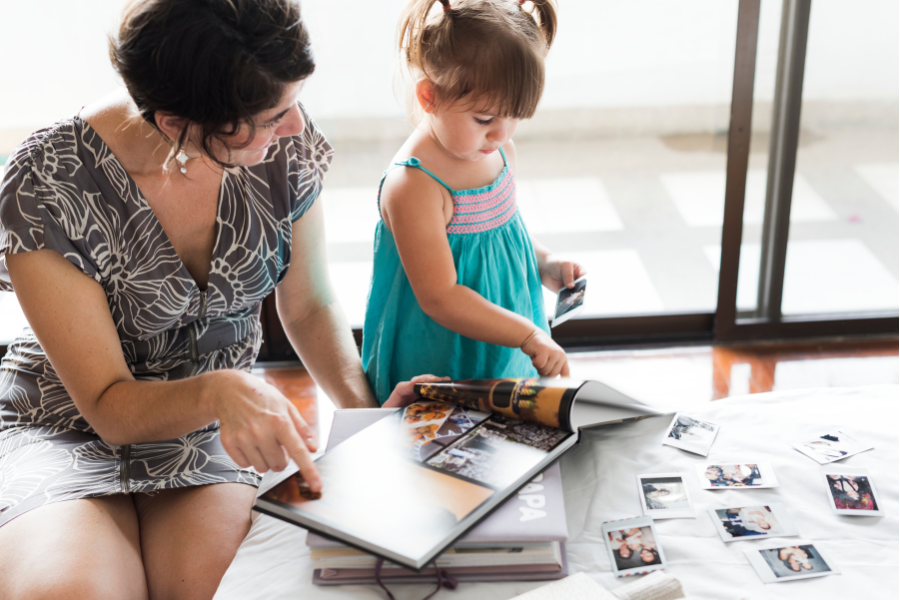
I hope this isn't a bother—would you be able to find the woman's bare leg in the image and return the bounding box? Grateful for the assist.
[0,495,148,600]
[135,482,256,600]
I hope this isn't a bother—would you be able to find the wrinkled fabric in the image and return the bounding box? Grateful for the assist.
[217,385,898,600]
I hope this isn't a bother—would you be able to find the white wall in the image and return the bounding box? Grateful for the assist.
[0,0,896,132]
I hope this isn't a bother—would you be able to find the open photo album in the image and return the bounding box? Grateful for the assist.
[253,377,663,571]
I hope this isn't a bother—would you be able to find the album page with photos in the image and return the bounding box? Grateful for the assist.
[414,377,664,432]
[254,399,579,571]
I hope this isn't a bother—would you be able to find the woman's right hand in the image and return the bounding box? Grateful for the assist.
[520,330,570,378]
[208,370,321,492]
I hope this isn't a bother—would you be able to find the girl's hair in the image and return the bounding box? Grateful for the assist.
[398,0,557,121]
[109,0,315,169]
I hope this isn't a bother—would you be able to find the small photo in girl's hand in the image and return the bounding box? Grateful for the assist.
[822,466,883,516]
[601,516,667,578]
[661,413,719,456]
[745,542,839,583]
[550,276,587,328]
[707,503,799,542]
[636,473,694,519]
[696,462,778,489]
[791,429,873,464]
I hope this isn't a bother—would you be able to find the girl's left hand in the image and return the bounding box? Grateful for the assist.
[383,375,451,408]
[539,255,587,293]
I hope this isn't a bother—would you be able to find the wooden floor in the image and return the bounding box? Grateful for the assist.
[254,337,898,442]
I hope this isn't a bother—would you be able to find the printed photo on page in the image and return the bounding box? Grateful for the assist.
[636,474,694,519]
[661,413,719,456]
[791,429,873,464]
[822,467,883,516]
[707,503,799,542]
[601,516,667,578]
[696,462,778,489]
[550,276,586,328]
[745,542,839,583]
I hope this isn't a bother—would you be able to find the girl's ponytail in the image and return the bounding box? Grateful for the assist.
[398,0,453,75]
[520,0,557,49]
[396,0,553,121]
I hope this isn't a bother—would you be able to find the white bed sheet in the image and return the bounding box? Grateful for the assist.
[215,385,898,600]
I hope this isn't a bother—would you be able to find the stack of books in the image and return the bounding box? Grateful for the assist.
[254,378,661,581]
[308,408,569,584]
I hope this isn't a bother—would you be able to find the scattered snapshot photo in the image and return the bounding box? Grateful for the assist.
[636,474,694,519]
[696,462,778,489]
[662,413,720,456]
[602,516,667,577]
[822,467,883,516]
[707,503,799,542]
[550,276,587,328]
[792,429,873,464]
[745,542,839,583]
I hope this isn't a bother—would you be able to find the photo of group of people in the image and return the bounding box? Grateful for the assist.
[745,543,838,583]
[602,517,667,577]
[708,503,800,542]
[697,462,778,489]
[792,429,873,464]
[662,413,719,456]
[636,474,693,519]
[824,467,883,516]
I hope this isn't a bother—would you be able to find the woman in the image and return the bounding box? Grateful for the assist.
[0,1,419,598]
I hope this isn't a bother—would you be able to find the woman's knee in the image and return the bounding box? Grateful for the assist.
[0,496,148,600]
[16,572,147,600]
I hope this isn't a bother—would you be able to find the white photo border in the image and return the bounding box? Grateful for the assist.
[636,473,694,519]
[744,541,840,583]
[791,428,873,464]
[661,413,720,456]
[601,515,667,578]
[696,462,779,490]
[706,502,799,543]
[821,466,884,517]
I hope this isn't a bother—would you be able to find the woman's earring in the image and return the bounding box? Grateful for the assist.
[176,146,189,174]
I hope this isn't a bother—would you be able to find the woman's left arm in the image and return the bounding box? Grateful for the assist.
[274,200,378,409]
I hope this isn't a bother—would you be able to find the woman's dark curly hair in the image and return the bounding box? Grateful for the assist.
[110,0,315,168]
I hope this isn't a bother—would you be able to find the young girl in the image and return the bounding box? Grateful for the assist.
[362,0,585,404]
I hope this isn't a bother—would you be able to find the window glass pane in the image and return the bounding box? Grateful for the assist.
[733,0,898,318]
[783,0,899,315]
[311,1,741,326]
[0,1,745,338]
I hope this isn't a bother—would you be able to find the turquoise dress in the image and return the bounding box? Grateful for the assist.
[362,148,549,405]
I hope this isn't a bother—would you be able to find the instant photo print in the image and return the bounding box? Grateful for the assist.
[661,413,719,456]
[601,516,667,578]
[550,276,587,328]
[744,542,839,583]
[822,466,883,516]
[792,429,873,464]
[636,474,694,519]
[696,462,778,489]
[707,503,799,542]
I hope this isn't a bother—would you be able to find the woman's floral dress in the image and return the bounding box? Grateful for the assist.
[0,104,331,527]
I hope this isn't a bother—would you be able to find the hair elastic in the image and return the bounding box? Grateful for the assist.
[439,0,451,12]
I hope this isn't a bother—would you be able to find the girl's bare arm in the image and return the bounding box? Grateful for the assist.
[380,163,568,376]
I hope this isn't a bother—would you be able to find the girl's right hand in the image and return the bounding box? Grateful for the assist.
[208,370,322,493]
[520,330,570,378]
